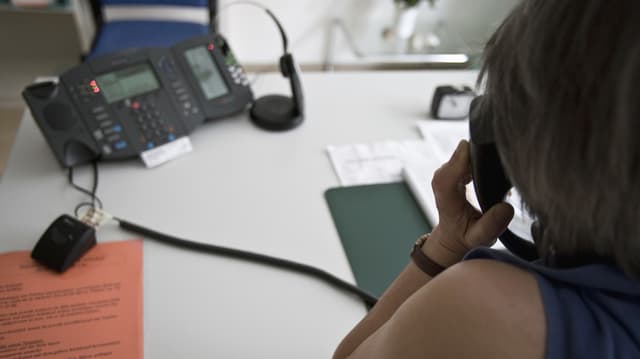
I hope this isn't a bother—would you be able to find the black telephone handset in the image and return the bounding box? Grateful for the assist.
[23,33,253,168]
[468,96,539,261]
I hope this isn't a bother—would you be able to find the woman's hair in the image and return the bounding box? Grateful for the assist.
[479,0,640,277]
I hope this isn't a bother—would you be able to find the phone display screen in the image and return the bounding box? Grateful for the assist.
[184,46,230,100]
[96,63,160,104]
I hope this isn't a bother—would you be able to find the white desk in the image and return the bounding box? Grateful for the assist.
[0,70,478,358]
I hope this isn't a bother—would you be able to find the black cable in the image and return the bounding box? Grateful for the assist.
[89,160,100,208]
[68,161,103,210]
[116,217,379,307]
[65,155,378,306]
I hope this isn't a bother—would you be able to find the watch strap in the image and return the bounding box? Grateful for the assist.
[411,234,447,277]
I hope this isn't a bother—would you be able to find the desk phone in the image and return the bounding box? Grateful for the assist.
[23,33,253,167]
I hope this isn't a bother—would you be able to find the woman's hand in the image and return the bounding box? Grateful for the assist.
[423,140,514,267]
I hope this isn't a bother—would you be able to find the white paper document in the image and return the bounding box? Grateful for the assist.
[402,160,441,225]
[416,119,469,163]
[326,140,436,186]
[404,120,475,223]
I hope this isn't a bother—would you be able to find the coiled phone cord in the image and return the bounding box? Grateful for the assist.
[68,161,104,216]
[116,217,378,307]
[68,163,379,307]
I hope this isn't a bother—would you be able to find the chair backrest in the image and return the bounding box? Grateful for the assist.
[86,0,216,58]
[100,1,209,6]
[91,0,214,27]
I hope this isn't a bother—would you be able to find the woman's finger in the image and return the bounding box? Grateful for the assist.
[432,140,472,216]
[466,202,514,247]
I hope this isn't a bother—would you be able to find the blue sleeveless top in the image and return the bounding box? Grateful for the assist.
[464,248,640,359]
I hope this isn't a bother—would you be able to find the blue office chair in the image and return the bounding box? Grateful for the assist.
[88,0,216,59]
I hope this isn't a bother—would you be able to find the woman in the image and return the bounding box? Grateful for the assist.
[334,1,640,358]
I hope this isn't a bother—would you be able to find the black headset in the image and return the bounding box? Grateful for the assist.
[222,2,304,131]
[468,96,540,261]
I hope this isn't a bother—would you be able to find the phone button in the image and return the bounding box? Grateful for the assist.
[99,120,114,129]
[91,106,106,114]
[107,134,120,142]
[93,129,104,141]
[114,141,128,151]
[95,112,109,121]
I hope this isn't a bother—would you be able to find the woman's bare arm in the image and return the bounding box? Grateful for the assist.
[334,141,525,358]
[333,261,433,359]
[345,259,546,359]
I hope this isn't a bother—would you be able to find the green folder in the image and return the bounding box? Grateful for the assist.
[325,182,433,298]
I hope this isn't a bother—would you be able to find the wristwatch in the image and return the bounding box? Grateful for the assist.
[411,233,447,277]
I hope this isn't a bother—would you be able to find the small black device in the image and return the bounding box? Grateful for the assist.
[22,33,253,168]
[246,7,304,131]
[431,85,475,120]
[31,214,97,272]
[468,96,539,260]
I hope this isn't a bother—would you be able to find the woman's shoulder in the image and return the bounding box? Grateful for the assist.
[372,258,546,359]
[434,259,546,356]
[442,255,542,297]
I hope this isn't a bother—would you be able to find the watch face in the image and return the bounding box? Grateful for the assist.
[439,94,474,119]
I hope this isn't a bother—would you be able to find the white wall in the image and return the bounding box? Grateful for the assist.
[218,0,521,68]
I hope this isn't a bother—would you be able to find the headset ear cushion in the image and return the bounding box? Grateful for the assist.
[279,54,294,78]
[250,94,301,131]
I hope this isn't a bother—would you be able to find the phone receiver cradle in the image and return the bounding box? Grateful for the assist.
[23,82,99,167]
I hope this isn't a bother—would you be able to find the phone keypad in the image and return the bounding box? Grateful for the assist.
[88,101,128,154]
[127,97,176,150]
[68,78,131,155]
[78,79,182,155]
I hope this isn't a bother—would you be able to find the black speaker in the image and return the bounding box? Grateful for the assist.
[23,81,99,167]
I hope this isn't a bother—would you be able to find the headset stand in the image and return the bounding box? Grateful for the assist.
[250,94,303,131]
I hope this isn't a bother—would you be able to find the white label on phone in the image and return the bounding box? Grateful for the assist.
[140,136,193,168]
